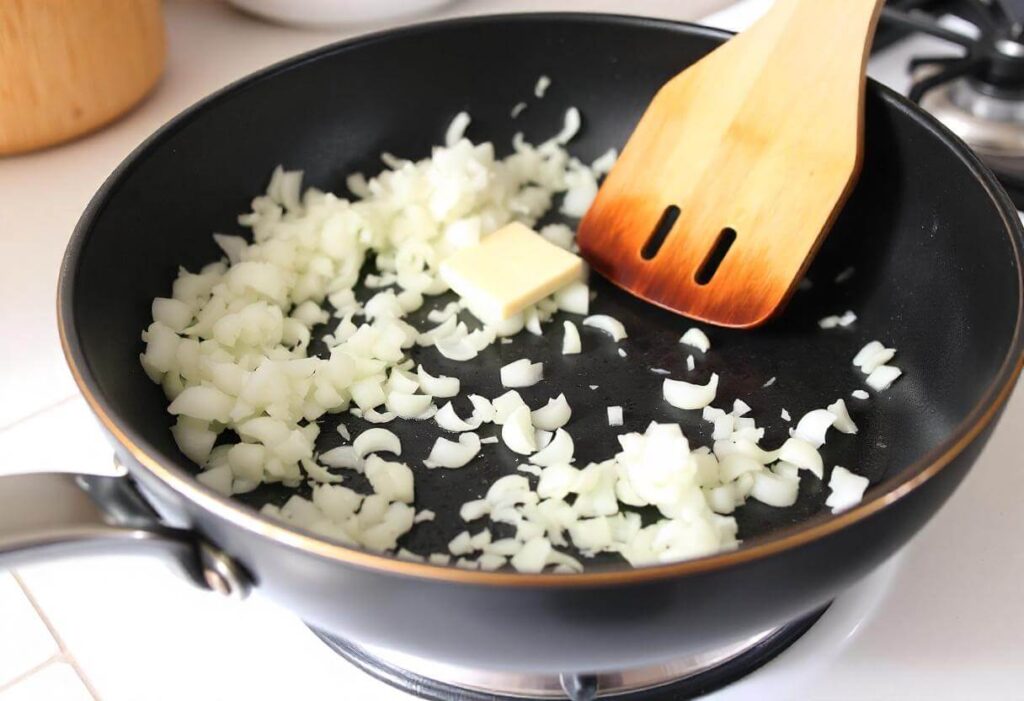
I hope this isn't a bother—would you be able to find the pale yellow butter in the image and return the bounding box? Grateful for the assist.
[440,222,583,323]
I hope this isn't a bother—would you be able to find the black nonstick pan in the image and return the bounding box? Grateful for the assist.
[2,11,1022,689]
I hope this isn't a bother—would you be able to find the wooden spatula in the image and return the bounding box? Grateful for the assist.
[577,0,885,328]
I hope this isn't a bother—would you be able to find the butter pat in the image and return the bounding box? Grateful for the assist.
[440,222,583,323]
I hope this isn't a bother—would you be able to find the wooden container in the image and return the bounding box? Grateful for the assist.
[0,0,166,156]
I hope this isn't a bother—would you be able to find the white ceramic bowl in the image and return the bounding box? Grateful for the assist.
[228,0,453,27]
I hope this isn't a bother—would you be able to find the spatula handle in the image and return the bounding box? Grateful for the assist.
[758,0,886,64]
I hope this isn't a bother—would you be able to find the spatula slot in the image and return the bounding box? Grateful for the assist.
[640,205,680,260]
[695,228,736,285]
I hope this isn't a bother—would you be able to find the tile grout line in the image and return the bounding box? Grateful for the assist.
[0,394,79,435]
[0,655,62,694]
[12,572,103,701]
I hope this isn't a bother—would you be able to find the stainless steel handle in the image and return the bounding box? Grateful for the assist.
[0,471,248,598]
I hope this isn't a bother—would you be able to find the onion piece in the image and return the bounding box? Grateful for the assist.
[445,111,471,146]
[492,390,526,424]
[851,389,869,400]
[531,428,575,467]
[826,398,858,434]
[319,445,362,470]
[468,394,496,424]
[501,405,537,455]
[353,428,401,458]
[607,406,623,427]
[582,314,627,341]
[435,336,478,361]
[531,394,572,430]
[301,459,344,484]
[365,456,414,503]
[866,365,902,391]
[362,408,396,424]
[435,402,479,432]
[510,537,552,573]
[562,321,581,355]
[534,75,551,98]
[781,408,792,422]
[663,373,719,410]
[385,391,434,419]
[793,409,836,448]
[424,433,481,469]
[750,471,799,507]
[500,359,544,388]
[826,466,869,513]
[554,281,589,315]
[776,437,823,479]
[679,328,710,352]
[417,365,460,398]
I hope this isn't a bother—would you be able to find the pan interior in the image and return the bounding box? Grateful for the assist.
[66,15,1022,571]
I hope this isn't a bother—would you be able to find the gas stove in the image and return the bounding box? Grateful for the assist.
[883,0,1024,204]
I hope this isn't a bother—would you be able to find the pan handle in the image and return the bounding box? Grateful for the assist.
[0,471,248,598]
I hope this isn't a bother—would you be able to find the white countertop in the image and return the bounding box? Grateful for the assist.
[0,1,1021,699]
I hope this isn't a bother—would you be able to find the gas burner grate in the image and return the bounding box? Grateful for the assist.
[310,605,829,701]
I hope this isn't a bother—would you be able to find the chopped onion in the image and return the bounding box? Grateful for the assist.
[534,75,551,98]
[492,390,526,424]
[853,341,896,374]
[500,358,544,388]
[435,336,478,361]
[793,409,836,448]
[777,437,823,479]
[562,321,581,355]
[750,471,799,507]
[781,408,792,422]
[866,365,902,391]
[679,328,710,352]
[417,366,460,398]
[510,101,527,118]
[501,405,537,455]
[425,433,481,469]
[531,394,572,430]
[319,446,362,470]
[607,406,623,426]
[826,398,858,434]
[445,111,471,147]
[435,402,479,432]
[554,281,589,315]
[365,456,414,503]
[530,428,575,467]
[582,314,627,341]
[851,389,869,400]
[362,408,397,424]
[510,537,552,573]
[663,373,719,410]
[385,391,434,419]
[353,428,401,458]
[826,466,869,513]
[552,107,581,145]
[468,394,496,424]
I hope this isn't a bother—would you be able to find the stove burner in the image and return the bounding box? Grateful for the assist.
[311,605,829,701]
[882,1,1024,203]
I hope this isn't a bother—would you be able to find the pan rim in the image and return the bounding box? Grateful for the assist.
[57,12,1024,587]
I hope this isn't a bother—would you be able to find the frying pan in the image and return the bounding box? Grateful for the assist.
[2,13,1022,680]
